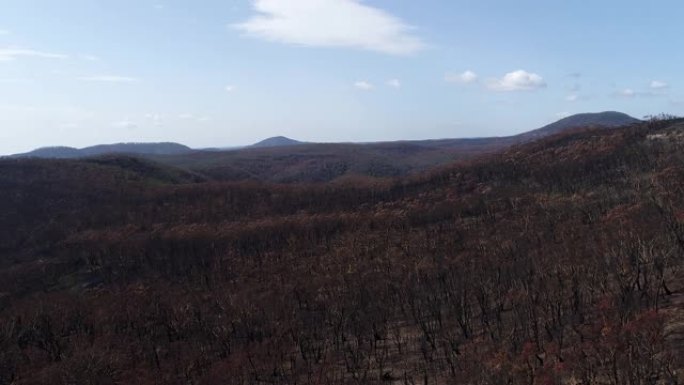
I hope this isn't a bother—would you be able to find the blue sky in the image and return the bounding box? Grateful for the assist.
[1,0,683,154]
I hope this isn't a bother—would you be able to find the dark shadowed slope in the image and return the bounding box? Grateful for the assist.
[82,156,208,183]
[151,139,515,183]
[11,142,193,158]
[0,155,204,257]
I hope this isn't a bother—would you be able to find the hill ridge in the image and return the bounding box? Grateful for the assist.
[11,111,640,159]
[250,136,304,148]
[12,141,193,158]
[520,111,640,139]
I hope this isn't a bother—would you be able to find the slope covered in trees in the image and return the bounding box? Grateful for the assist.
[0,118,683,385]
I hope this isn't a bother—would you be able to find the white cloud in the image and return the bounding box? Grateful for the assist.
[78,75,139,83]
[225,85,236,92]
[0,47,67,62]
[386,79,401,88]
[619,88,636,98]
[565,94,578,102]
[486,70,546,92]
[353,81,374,90]
[613,84,669,99]
[650,80,668,90]
[445,70,478,84]
[233,0,425,55]
[112,119,137,129]
[0,30,10,36]
[177,113,212,122]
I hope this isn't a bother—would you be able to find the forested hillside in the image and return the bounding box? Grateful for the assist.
[1,119,683,384]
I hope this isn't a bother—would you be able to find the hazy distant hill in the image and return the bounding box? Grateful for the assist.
[11,146,83,158]
[12,142,193,158]
[150,111,641,183]
[10,112,641,182]
[520,111,640,139]
[251,136,304,148]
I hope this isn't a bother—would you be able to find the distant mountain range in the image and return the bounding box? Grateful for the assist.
[146,111,643,183]
[7,111,643,183]
[13,142,193,159]
[11,112,640,160]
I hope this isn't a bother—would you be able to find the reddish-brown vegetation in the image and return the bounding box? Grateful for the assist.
[1,119,683,384]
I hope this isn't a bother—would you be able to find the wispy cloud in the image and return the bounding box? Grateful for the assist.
[225,85,236,92]
[112,119,137,129]
[233,0,425,55]
[486,70,546,92]
[565,94,579,102]
[445,70,478,84]
[650,80,668,90]
[617,88,636,98]
[386,79,401,88]
[0,30,10,36]
[78,75,139,83]
[353,81,374,90]
[0,47,67,62]
[614,85,668,99]
[177,113,212,122]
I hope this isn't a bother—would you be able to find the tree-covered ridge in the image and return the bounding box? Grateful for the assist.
[0,119,683,384]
